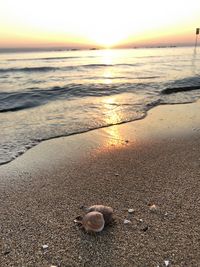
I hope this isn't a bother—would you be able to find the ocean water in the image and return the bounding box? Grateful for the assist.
[0,47,200,165]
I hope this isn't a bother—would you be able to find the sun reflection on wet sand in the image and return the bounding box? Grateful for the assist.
[104,126,124,147]
[101,97,127,148]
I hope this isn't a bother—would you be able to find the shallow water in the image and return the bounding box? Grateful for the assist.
[0,47,200,164]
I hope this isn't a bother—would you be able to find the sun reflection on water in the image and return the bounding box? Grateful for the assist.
[97,49,130,148]
[100,49,116,65]
[103,97,121,124]
[100,49,117,84]
[103,70,113,84]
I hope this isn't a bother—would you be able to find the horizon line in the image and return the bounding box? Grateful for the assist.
[0,43,196,53]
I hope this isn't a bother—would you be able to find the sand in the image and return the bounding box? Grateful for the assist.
[1,101,200,267]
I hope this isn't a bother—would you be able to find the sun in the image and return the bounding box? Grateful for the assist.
[87,31,127,48]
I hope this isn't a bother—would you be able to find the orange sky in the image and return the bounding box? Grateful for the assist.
[0,0,200,48]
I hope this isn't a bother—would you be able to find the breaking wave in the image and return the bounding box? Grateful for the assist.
[0,82,153,112]
[162,85,200,94]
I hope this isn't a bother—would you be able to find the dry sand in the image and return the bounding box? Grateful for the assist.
[1,101,200,267]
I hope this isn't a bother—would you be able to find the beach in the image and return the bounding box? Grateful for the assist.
[1,101,200,266]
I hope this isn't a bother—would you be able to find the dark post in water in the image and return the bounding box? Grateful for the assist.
[195,28,199,49]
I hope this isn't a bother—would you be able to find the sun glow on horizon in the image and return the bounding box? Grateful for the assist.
[0,0,200,48]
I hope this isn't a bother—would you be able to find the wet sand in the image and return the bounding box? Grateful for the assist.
[1,101,200,267]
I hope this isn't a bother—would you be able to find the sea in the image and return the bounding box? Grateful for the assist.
[0,46,200,165]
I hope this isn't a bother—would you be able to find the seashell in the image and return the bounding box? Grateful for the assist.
[124,219,131,224]
[128,208,134,214]
[164,260,169,266]
[42,244,48,249]
[149,204,158,212]
[86,205,113,225]
[81,211,105,233]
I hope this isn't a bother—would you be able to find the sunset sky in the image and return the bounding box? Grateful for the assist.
[0,0,200,48]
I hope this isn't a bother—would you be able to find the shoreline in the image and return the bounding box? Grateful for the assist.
[1,99,200,168]
[1,101,200,266]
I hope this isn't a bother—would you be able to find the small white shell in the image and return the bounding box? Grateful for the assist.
[164,260,169,266]
[149,204,158,212]
[128,208,134,214]
[124,219,131,224]
[42,244,48,249]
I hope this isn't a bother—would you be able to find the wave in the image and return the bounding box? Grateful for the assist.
[82,63,141,69]
[0,66,59,73]
[0,82,151,112]
[6,55,99,62]
[2,75,199,113]
[134,76,160,80]
[161,85,200,94]
[86,76,159,80]
[7,56,81,62]
[161,75,200,94]
[0,63,139,74]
